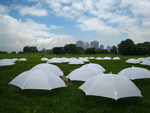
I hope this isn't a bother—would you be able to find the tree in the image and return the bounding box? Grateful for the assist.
[67,44,79,55]
[23,46,38,52]
[77,47,84,54]
[53,47,65,54]
[117,39,135,55]
[110,46,118,55]
[85,48,96,54]
[100,49,108,54]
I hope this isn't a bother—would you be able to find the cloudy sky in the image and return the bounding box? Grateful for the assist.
[0,0,150,52]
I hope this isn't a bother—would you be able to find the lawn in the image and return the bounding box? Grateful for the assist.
[0,53,150,113]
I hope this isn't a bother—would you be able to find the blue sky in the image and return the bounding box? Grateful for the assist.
[0,0,150,52]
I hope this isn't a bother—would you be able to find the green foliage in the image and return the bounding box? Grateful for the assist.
[110,46,118,55]
[0,51,8,54]
[85,48,96,54]
[118,39,150,55]
[53,47,65,54]
[96,49,109,54]
[11,51,16,54]
[23,46,38,53]
[66,44,79,55]
[77,47,84,54]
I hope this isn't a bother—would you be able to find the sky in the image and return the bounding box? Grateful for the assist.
[0,0,150,52]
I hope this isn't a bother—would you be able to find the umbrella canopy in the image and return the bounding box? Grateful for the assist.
[88,57,95,59]
[103,57,111,60]
[81,63,105,72]
[0,59,15,66]
[141,60,150,66]
[113,57,120,60]
[47,58,61,63]
[41,57,49,61]
[9,69,66,90]
[18,58,27,61]
[79,73,142,100]
[67,66,103,81]
[118,66,150,80]
[78,58,90,62]
[96,57,103,60]
[125,58,140,64]
[68,59,84,65]
[136,58,147,62]
[31,63,63,76]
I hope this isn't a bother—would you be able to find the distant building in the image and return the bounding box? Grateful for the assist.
[76,40,84,48]
[107,45,111,52]
[84,42,93,49]
[90,41,99,49]
[100,45,104,50]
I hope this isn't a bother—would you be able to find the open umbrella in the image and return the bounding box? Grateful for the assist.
[103,57,111,60]
[141,60,150,66]
[31,63,63,76]
[41,57,49,61]
[79,73,142,100]
[18,58,27,61]
[68,59,84,65]
[113,57,120,60]
[66,66,103,81]
[0,59,15,66]
[81,63,105,72]
[9,69,66,90]
[118,66,150,80]
[125,58,140,64]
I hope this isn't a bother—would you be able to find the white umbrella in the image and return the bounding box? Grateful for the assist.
[88,57,95,59]
[41,57,49,61]
[96,57,103,60]
[136,58,147,62]
[67,66,103,81]
[19,58,27,61]
[79,73,142,100]
[68,59,84,65]
[31,63,63,76]
[81,63,105,72]
[125,58,140,64]
[103,57,111,60]
[78,58,89,62]
[9,69,66,90]
[47,58,61,63]
[141,60,150,66]
[118,66,150,80]
[113,57,120,60]
[0,59,15,66]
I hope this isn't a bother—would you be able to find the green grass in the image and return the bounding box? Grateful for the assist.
[0,54,150,113]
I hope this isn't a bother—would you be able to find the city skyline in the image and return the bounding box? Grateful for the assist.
[0,0,150,52]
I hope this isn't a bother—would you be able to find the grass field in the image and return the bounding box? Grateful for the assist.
[0,53,150,113]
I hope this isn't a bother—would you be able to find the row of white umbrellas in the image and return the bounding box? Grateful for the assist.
[126,57,150,66]
[0,58,27,66]
[9,61,150,100]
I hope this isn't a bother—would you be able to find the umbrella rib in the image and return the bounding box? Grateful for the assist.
[111,74,117,100]
[22,71,32,90]
[43,72,51,90]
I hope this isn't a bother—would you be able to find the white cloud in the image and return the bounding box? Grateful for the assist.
[14,3,48,16]
[50,25,63,29]
[0,14,74,52]
[0,4,9,14]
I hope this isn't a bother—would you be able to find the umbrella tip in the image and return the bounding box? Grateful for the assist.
[110,72,112,74]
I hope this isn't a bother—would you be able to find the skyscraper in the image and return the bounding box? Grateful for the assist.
[84,42,93,49]
[107,45,111,52]
[90,41,99,49]
[76,40,84,48]
[100,45,104,50]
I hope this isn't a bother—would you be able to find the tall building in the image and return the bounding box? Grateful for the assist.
[76,40,84,48]
[107,45,111,52]
[84,42,93,49]
[90,41,99,49]
[100,45,104,50]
